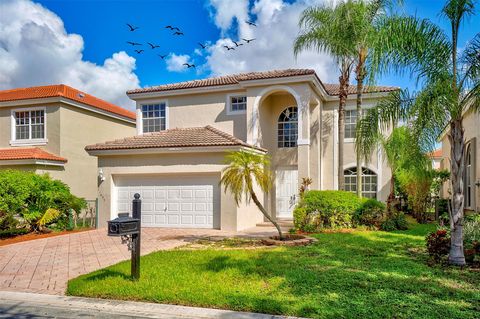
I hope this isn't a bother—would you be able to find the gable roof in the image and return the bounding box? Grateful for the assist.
[0,85,135,120]
[429,148,442,159]
[85,126,265,152]
[0,147,67,163]
[127,69,398,96]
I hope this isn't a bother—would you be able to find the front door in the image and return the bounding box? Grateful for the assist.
[275,169,298,218]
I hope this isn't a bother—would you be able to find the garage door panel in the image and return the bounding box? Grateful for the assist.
[115,175,216,228]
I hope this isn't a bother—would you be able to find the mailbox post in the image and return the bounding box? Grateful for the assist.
[107,193,142,280]
[131,193,141,280]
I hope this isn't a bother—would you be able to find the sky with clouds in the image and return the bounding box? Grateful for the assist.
[0,0,479,110]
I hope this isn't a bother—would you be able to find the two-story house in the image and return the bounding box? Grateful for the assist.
[0,84,136,200]
[86,69,397,230]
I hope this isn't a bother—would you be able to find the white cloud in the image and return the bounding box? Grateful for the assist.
[0,0,140,109]
[165,53,193,72]
[204,0,337,82]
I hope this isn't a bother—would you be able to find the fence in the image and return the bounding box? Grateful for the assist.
[70,199,98,229]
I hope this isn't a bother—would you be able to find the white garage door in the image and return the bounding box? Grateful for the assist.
[115,175,216,228]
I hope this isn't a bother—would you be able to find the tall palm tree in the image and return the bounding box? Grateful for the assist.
[367,0,479,265]
[294,2,356,190]
[220,150,284,239]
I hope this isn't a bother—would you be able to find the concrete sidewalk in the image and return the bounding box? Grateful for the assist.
[0,291,305,319]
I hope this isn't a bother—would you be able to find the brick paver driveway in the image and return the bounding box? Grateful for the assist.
[0,227,277,295]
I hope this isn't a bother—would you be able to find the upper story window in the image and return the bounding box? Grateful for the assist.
[142,103,166,133]
[227,95,247,114]
[345,110,358,139]
[11,108,46,145]
[278,106,298,148]
[344,167,377,198]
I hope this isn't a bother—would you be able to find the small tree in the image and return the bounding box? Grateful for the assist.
[220,150,283,239]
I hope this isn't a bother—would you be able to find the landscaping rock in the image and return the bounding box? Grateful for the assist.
[261,234,317,246]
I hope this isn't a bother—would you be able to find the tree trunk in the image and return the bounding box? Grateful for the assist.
[338,71,350,190]
[250,191,284,240]
[448,119,466,266]
[386,171,395,212]
[355,51,366,198]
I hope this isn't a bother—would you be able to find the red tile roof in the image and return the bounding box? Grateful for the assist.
[0,148,67,163]
[429,148,442,158]
[127,69,399,96]
[85,126,265,152]
[0,85,135,120]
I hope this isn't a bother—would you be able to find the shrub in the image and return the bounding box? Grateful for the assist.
[0,228,29,239]
[0,170,87,232]
[294,191,365,231]
[0,211,18,231]
[354,199,386,228]
[381,212,409,231]
[463,214,480,249]
[426,229,450,262]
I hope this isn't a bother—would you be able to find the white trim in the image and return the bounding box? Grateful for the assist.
[251,85,305,145]
[86,145,264,157]
[138,100,169,135]
[127,84,242,99]
[10,107,48,146]
[226,94,247,115]
[0,159,65,167]
[297,139,310,146]
[333,109,338,190]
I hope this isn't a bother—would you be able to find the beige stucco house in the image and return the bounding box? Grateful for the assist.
[440,108,479,212]
[0,84,136,200]
[86,69,397,230]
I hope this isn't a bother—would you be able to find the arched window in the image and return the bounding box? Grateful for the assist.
[278,106,298,148]
[465,145,473,208]
[344,167,377,198]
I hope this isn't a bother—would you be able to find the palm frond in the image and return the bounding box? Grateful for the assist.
[37,208,61,227]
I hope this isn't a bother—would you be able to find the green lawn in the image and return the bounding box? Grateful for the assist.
[67,224,479,319]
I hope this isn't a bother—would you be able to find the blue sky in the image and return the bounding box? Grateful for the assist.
[1,0,479,108]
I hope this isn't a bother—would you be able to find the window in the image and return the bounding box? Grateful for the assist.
[344,167,377,198]
[345,110,358,139]
[278,106,298,148]
[229,96,247,113]
[142,103,166,133]
[13,109,45,141]
[465,145,473,208]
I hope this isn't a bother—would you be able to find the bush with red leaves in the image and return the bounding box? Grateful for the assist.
[426,229,451,262]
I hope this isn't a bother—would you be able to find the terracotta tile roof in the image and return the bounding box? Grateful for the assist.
[85,126,265,152]
[127,69,398,96]
[0,147,67,162]
[429,148,442,158]
[0,85,135,120]
[321,83,399,96]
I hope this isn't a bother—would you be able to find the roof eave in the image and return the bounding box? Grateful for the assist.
[86,145,266,156]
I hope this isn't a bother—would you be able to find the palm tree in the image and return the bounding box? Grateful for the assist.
[294,2,356,190]
[366,0,479,265]
[220,150,284,239]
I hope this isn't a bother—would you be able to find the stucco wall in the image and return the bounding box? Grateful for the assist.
[94,151,263,231]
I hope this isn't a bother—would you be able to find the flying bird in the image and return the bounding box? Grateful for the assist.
[126,41,142,46]
[173,31,184,36]
[126,23,139,31]
[245,20,257,27]
[223,45,235,51]
[158,54,168,59]
[171,27,181,31]
[147,42,160,49]
[183,63,196,68]
[165,25,174,29]
[134,49,144,54]
[232,41,243,47]
[198,43,207,49]
[242,38,256,43]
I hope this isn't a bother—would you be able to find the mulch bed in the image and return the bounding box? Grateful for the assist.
[0,228,93,247]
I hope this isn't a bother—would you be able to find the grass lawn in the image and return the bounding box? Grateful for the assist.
[67,224,479,319]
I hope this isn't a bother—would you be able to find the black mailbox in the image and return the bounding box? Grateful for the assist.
[107,216,140,237]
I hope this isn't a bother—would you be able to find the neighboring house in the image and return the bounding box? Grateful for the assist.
[86,69,397,230]
[0,85,136,200]
[429,148,442,170]
[440,108,479,212]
